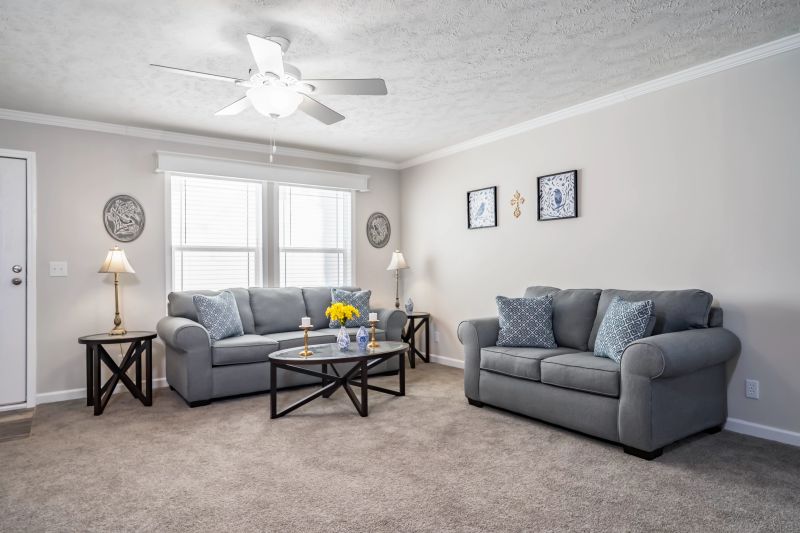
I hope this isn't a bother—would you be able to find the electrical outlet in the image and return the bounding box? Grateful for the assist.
[434,330,440,343]
[49,261,68,277]
[745,379,760,399]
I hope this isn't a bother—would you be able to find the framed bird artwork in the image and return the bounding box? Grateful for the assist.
[537,170,578,221]
[467,186,497,229]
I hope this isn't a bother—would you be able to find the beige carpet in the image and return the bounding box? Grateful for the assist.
[1,365,799,532]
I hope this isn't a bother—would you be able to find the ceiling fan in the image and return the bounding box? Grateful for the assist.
[151,34,387,125]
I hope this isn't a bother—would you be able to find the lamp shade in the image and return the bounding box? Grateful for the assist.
[98,246,135,274]
[386,250,409,271]
[246,86,303,118]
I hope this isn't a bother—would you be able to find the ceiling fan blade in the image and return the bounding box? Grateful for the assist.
[214,96,251,116]
[301,78,388,95]
[298,95,345,125]
[150,64,243,84]
[246,34,284,76]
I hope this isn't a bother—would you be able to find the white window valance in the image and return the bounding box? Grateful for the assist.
[155,151,370,191]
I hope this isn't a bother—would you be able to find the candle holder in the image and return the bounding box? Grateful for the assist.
[298,325,314,358]
[368,320,380,349]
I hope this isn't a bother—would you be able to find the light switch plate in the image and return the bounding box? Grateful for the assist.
[49,261,68,277]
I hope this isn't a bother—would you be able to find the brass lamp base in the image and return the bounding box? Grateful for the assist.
[109,325,127,336]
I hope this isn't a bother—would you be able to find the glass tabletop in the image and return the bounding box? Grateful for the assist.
[269,341,409,363]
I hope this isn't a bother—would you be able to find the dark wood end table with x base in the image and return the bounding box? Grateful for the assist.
[403,312,430,368]
[78,331,156,416]
[268,341,408,418]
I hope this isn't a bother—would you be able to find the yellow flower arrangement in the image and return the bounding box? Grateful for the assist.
[325,302,361,324]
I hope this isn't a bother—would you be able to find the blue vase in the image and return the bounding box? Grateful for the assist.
[337,326,350,351]
[405,297,414,313]
[356,326,369,351]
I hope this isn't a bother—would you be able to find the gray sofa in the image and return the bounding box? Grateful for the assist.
[157,286,407,406]
[458,286,741,459]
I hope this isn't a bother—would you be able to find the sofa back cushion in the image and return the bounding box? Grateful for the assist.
[301,286,361,329]
[168,288,255,334]
[588,288,713,350]
[250,287,307,335]
[523,286,601,351]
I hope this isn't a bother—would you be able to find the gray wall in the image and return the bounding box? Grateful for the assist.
[400,49,800,433]
[0,121,401,397]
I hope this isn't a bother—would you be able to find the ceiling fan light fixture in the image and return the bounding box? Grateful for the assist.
[246,85,302,118]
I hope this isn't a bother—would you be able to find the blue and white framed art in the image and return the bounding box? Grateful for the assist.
[467,186,497,229]
[537,170,577,221]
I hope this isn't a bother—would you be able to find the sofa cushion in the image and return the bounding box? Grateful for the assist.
[588,289,713,350]
[496,295,556,348]
[316,327,385,342]
[594,297,655,363]
[192,291,245,341]
[524,286,601,351]
[262,331,337,350]
[329,289,371,327]
[250,287,307,335]
[168,288,255,334]
[481,346,579,382]
[212,335,278,366]
[302,286,361,329]
[540,353,620,397]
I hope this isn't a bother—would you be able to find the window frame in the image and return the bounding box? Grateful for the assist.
[165,172,356,293]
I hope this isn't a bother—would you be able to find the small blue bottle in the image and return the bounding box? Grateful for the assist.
[356,326,369,351]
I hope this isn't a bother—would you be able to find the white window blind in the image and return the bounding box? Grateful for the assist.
[171,175,262,291]
[278,185,353,287]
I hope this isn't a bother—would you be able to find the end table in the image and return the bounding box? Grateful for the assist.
[403,312,430,368]
[78,331,156,416]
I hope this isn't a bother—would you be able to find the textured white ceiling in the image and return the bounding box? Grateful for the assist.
[1,1,799,162]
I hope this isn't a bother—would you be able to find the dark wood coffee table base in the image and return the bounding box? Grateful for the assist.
[270,351,405,418]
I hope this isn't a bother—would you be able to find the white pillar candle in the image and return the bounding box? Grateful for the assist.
[369,312,378,322]
[301,317,311,327]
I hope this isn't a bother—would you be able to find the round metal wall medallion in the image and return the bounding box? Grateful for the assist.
[366,212,391,248]
[103,194,145,243]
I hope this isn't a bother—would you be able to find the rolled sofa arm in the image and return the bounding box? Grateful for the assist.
[375,308,407,341]
[157,316,213,404]
[622,328,741,379]
[157,316,210,351]
[457,317,500,401]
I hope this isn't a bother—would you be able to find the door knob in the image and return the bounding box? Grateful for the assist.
[11,278,22,285]
[12,265,22,273]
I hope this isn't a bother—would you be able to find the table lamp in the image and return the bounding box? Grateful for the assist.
[386,250,409,309]
[98,246,135,335]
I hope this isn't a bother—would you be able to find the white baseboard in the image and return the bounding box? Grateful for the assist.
[429,353,464,369]
[724,417,800,447]
[36,377,168,405]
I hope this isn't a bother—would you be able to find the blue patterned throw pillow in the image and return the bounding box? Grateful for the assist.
[192,291,244,341]
[594,296,655,363]
[329,289,371,327]
[496,295,557,348]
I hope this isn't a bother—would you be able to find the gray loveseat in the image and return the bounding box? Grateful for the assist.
[458,286,741,459]
[157,287,407,406]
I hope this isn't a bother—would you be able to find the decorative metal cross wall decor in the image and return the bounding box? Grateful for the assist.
[511,190,525,218]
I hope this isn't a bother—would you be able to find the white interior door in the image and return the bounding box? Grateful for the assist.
[0,156,27,406]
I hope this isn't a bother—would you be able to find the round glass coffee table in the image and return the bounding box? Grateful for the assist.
[268,341,408,418]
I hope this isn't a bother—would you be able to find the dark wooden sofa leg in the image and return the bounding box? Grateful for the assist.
[188,399,211,408]
[704,424,723,434]
[467,398,484,408]
[623,446,663,460]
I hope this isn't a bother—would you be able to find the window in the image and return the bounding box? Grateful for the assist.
[278,185,353,287]
[168,176,354,292]
[170,175,262,291]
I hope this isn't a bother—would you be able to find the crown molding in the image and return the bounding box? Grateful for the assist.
[0,107,401,170]
[400,32,800,169]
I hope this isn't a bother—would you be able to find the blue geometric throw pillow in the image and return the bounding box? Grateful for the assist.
[192,290,244,341]
[594,296,655,363]
[496,295,557,348]
[329,288,371,328]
